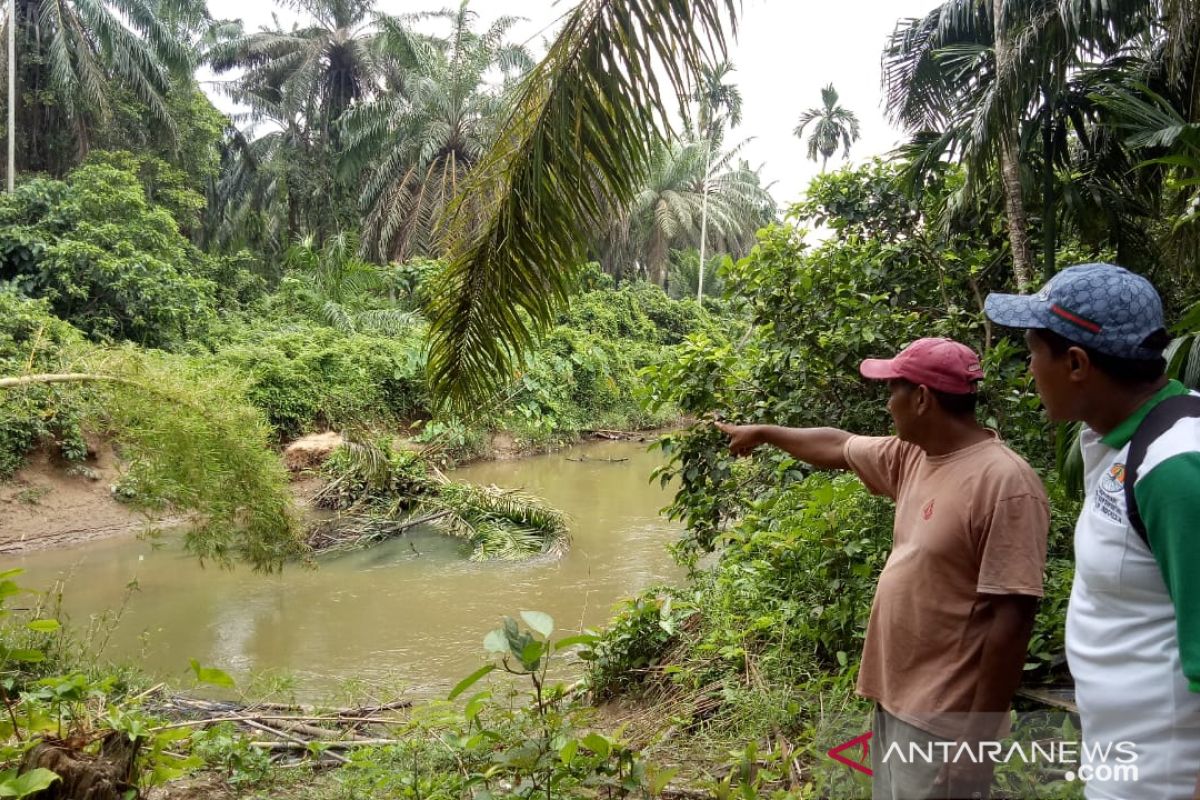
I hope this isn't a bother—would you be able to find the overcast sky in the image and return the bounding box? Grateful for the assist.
[203,0,937,207]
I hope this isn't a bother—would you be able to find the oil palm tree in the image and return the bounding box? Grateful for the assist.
[604,137,773,286]
[339,3,533,262]
[794,84,861,172]
[0,0,197,178]
[207,0,382,251]
[426,0,737,407]
[208,0,379,149]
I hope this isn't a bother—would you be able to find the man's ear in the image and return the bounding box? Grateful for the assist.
[1067,346,1090,382]
[915,384,933,414]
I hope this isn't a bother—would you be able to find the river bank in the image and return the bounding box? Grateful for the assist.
[7,439,683,699]
[0,423,678,557]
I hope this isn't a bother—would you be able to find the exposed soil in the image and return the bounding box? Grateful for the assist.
[0,439,162,556]
[0,423,685,555]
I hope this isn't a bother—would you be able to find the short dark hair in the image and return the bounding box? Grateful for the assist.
[1030,328,1169,387]
[894,379,979,418]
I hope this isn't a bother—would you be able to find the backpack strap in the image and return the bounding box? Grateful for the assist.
[1125,394,1200,549]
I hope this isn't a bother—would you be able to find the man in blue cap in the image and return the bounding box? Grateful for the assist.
[986,263,1200,799]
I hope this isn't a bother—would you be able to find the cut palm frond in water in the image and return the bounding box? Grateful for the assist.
[427,482,570,561]
[307,437,569,560]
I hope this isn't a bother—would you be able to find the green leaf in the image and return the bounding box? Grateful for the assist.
[519,610,554,638]
[519,641,544,670]
[24,620,60,634]
[0,767,61,798]
[5,650,45,664]
[188,659,235,689]
[559,739,579,765]
[464,691,491,721]
[448,664,496,701]
[650,766,680,796]
[553,634,600,652]
[483,628,508,654]
[581,733,611,760]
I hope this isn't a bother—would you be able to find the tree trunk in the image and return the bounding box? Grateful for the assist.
[1041,86,1057,280]
[696,141,712,303]
[993,0,1035,290]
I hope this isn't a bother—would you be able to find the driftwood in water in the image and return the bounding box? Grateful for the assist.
[21,732,141,800]
[306,510,452,553]
[566,455,629,463]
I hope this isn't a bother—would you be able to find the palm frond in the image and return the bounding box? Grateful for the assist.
[427,0,737,408]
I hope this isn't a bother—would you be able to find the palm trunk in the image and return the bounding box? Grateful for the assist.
[696,141,712,303]
[993,0,1035,290]
[7,0,15,192]
[1041,95,1056,280]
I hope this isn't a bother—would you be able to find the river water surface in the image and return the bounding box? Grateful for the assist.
[9,440,681,699]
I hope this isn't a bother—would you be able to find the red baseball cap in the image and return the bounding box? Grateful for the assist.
[859,338,984,394]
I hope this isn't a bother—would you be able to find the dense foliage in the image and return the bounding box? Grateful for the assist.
[3,0,1200,795]
[0,154,226,348]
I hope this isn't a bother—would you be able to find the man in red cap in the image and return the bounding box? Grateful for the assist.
[716,337,1049,800]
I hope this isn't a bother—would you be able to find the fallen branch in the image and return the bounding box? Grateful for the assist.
[244,720,351,765]
[250,739,401,750]
[152,713,408,733]
[566,456,629,463]
[0,373,140,390]
[307,510,454,553]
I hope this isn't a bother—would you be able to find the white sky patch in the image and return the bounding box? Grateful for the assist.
[202,0,938,207]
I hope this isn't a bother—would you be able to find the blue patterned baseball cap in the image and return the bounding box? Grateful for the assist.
[985,263,1167,359]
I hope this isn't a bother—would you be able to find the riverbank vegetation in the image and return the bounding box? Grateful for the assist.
[4,0,1200,796]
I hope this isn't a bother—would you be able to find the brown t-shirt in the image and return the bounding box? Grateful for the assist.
[843,433,1049,739]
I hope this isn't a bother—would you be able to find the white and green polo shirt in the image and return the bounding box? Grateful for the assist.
[1066,380,1200,798]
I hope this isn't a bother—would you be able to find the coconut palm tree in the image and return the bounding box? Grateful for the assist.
[794,84,861,172]
[0,0,197,178]
[339,3,533,262]
[426,0,738,406]
[882,0,1153,287]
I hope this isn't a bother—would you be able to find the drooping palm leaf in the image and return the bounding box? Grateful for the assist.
[427,0,738,409]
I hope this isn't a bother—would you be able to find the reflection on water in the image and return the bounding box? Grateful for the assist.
[9,440,681,698]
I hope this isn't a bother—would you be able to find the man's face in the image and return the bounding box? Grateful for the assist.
[886,379,918,440]
[1024,329,1078,422]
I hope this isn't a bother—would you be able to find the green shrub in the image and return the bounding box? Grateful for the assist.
[0,292,92,476]
[0,154,224,348]
[211,321,427,440]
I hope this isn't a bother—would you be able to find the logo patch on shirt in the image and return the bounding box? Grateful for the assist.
[1100,463,1126,494]
[922,499,935,520]
[1094,462,1127,523]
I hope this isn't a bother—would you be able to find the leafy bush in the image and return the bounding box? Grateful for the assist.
[210,320,427,440]
[0,292,92,476]
[0,153,223,348]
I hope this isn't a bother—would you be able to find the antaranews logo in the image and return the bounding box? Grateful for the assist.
[826,729,1140,786]
[827,732,873,776]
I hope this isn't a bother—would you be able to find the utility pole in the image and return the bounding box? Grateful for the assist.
[6,0,14,193]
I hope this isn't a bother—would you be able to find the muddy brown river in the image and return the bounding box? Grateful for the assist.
[9,440,681,699]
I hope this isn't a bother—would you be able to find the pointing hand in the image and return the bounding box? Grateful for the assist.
[713,420,763,457]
